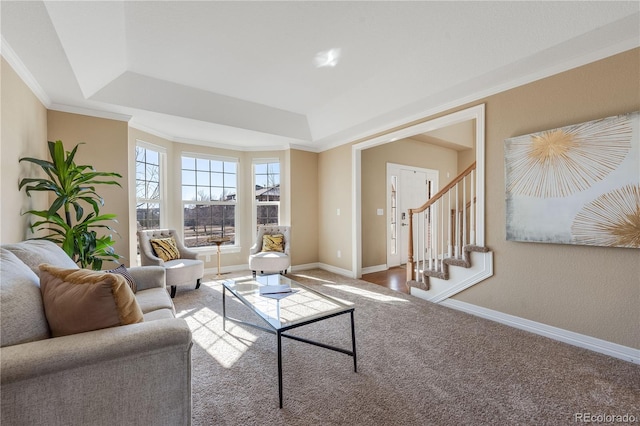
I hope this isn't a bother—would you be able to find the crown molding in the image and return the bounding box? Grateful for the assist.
[1,36,51,107]
[49,103,131,122]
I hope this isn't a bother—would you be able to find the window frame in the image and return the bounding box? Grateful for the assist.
[181,152,239,251]
[135,141,166,231]
[252,158,281,236]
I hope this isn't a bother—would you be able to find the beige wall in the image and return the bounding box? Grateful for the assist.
[456,48,640,349]
[47,111,130,268]
[318,143,352,271]
[361,138,458,268]
[1,58,49,243]
[290,149,319,266]
[318,48,640,348]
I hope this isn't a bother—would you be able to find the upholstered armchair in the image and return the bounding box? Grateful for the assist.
[249,225,291,278]
[138,229,204,298]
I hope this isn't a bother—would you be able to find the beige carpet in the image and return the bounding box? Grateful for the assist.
[172,269,639,426]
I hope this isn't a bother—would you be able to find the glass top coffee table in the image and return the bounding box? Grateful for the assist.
[222,274,357,408]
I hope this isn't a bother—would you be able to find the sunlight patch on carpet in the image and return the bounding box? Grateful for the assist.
[178,306,257,368]
[292,274,336,284]
[323,284,408,303]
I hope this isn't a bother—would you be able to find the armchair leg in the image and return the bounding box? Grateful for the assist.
[252,271,256,278]
[196,278,201,289]
[170,285,177,298]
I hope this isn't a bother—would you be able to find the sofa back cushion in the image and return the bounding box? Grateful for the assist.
[0,249,51,347]
[2,240,78,277]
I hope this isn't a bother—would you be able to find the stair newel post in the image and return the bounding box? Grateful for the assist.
[407,209,415,281]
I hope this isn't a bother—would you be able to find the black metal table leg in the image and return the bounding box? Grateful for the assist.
[222,286,226,331]
[351,310,357,372]
[278,330,283,408]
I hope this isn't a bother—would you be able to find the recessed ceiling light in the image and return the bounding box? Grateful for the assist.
[314,48,341,68]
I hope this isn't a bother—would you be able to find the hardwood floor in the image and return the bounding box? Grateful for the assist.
[361,266,410,294]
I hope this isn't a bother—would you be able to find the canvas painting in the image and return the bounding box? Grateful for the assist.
[505,111,639,248]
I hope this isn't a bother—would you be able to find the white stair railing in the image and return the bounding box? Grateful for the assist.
[407,162,477,283]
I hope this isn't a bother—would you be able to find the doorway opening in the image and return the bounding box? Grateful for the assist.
[352,104,486,280]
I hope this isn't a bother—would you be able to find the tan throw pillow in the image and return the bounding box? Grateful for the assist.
[150,237,181,261]
[105,264,137,293]
[262,234,284,252]
[39,264,144,337]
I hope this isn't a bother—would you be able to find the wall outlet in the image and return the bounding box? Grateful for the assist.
[206,255,211,262]
[337,208,340,216]
[337,250,341,258]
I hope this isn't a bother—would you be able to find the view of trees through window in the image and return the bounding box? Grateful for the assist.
[136,146,161,231]
[255,161,280,227]
[182,156,237,247]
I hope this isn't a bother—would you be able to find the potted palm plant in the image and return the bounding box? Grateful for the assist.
[19,140,123,270]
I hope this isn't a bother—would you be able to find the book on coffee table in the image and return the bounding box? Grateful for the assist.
[259,284,292,295]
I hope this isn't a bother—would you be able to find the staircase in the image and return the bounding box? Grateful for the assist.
[406,162,493,302]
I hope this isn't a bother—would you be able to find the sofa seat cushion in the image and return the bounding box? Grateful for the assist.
[136,287,176,315]
[164,258,204,287]
[0,249,51,346]
[250,251,290,272]
[2,240,79,277]
[39,264,144,337]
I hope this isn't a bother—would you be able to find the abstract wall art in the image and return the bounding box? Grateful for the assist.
[505,111,639,248]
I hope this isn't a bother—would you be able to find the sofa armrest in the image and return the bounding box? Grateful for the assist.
[1,318,191,384]
[1,319,192,425]
[128,265,166,291]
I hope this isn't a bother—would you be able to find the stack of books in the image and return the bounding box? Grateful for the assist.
[259,284,292,296]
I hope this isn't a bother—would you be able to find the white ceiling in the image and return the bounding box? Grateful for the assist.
[2,1,639,151]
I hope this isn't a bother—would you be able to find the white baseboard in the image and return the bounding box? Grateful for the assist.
[361,264,388,275]
[291,262,320,272]
[440,298,639,365]
[203,264,249,277]
[317,263,356,278]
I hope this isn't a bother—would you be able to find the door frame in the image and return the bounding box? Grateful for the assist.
[352,104,486,278]
[386,163,438,268]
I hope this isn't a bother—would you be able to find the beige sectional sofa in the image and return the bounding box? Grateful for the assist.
[0,240,193,426]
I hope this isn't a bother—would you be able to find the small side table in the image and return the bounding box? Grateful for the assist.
[209,236,231,278]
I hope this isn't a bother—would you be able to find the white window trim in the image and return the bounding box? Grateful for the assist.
[135,140,167,229]
[252,158,281,243]
[180,152,239,250]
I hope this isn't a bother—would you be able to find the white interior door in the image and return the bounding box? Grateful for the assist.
[387,164,438,267]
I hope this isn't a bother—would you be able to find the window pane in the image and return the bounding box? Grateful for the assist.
[257,205,279,226]
[146,150,159,165]
[196,158,209,170]
[183,204,235,247]
[225,173,237,187]
[182,170,195,185]
[255,163,267,174]
[147,181,159,200]
[225,162,236,173]
[146,163,159,182]
[255,175,268,188]
[182,186,196,201]
[182,157,195,170]
[196,171,209,186]
[211,172,223,187]
[211,160,223,172]
[136,203,160,230]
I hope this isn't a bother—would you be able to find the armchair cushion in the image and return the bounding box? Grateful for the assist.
[262,234,284,252]
[150,237,181,261]
[39,264,144,337]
